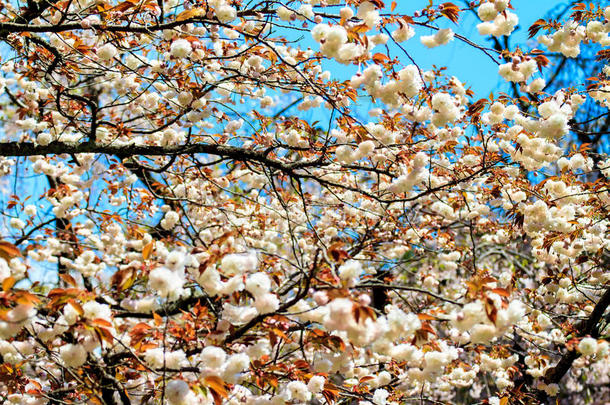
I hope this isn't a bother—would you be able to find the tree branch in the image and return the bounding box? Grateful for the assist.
[544,286,610,385]
[0,141,313,171]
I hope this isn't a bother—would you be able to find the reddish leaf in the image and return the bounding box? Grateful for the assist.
[467,99,487,116]
[596,49,610,61]
[440,2,460,24]
[528,19,546,38]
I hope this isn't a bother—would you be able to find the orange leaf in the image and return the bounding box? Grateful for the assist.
[0,241,21,261]
[2,276,15,292]
[322,389,337,403]
[417,313,436,321]
[326,336,346,352]
[176,7,206,22]
[93,325,115,344]
[391,1,397,11]
[490,288,511,297]
[67,300,84,316]
[91,318,113,328]
[15,291,40,305]
[327,241,349,264]
[372,52,390,64]
[204,376,228,402]
[293,360,310,370]
[112,1,136,12]
[351,24,369,34]
[142,241,154,260]
[153,311,163,326]
[89,397,103,405]
[131,322,152,334]
[270,327,291,343]
[59,273,77,287]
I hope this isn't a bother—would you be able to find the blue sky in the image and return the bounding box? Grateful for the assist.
[404,0,567,96]
[278,0,570,134]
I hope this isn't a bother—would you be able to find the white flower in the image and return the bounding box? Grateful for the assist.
[338,260,363,281]
[97,43,118,61]
[217,5,237,23]
[63,303,80,325]
[225,119,243,133]
[59,344,87,367]
[277,5,293,21]
[323,298,354,331]
[148,266,184,298]
[297,4,314,20]
[392,24,415,42]
[529,78,546,93]
[493,11,519,36]
[221,252,258,276]
[420,28,454,48]
[37,132,52,146]
[356,140,375,158]
[286,381,311,402]
[165,350,187,369]
[539,383,560,396]
[82,301,111,320]
[477,2,497,21]
[165,250,185,271]
[254,293,280,314]
[470,324,497,344]
[356,1,380,27]
[307,375,325,393]
[161,211,180,230]
[170,39,192,58]
[166,380,192,405]
[372,388,389,405]
[340,7,354,20]
[9,218,25,230]
[24,205,36,216]
[246,272,272,297]
[391,343,422,362]
[311,23,330,43]
[144,347,164,368]
[221,303,258,325]
[200,346,226,369]
[477,22,495,36]
[578,337,598,356]
[222,352,250,383]
[0,259,11,283]
[337,43,365,62]
[220,275,244,295]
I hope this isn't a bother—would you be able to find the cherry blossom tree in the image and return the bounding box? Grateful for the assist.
[0,0,608,404]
